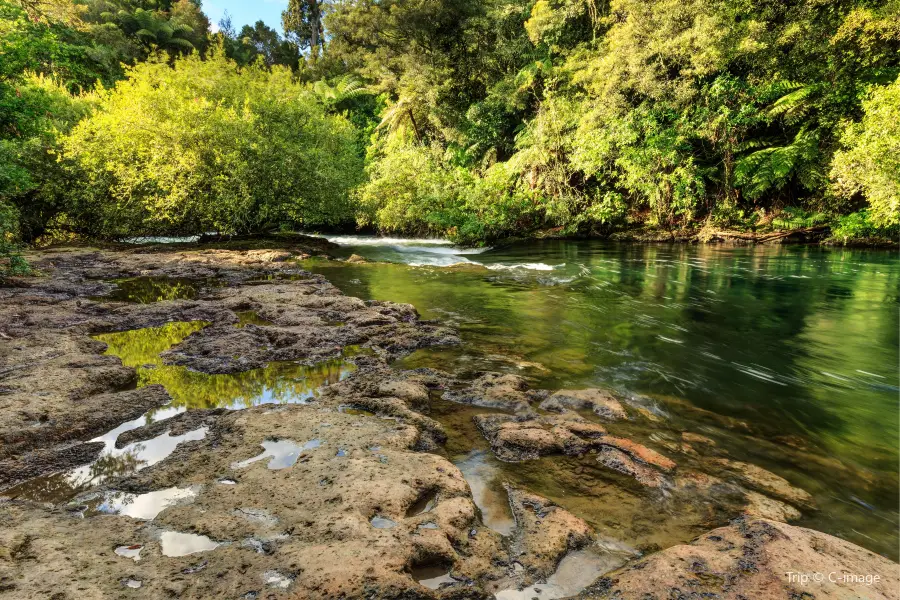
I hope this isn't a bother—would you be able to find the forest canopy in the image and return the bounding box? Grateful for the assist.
[1,0,898,270]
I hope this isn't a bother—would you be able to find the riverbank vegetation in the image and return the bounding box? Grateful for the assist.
[1,0,898,270]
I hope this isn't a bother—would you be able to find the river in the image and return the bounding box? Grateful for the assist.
[306,236,899,559]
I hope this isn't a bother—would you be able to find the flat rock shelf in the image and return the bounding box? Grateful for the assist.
[0,243,896,599]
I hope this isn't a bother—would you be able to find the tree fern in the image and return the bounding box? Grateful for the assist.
[768,84,815,124]
[735,129,819,199]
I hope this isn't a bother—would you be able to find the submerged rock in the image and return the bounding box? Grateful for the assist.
[474,414,675,489]
[443,372,536,413]
[710,457,815,509]
[539,389,627,421]
[505,485,594,580]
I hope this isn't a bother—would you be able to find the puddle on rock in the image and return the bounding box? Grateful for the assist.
[406,491,437,517]
[231,439,322,470]
[160,531,220,557]
[263,571,294,589]
[341,345,375,357]
[123,578,143,589]
[115,545,143,561]
[235,311,275,328]
[370,516,397,529]
[338,405,376,417]
[247,273,311,283]
[7,321,353,505]
[94,322,355,411]
[455,451,515,536]
[412,566,455,590]
[93,276,222,303]
[89,486,199,520]
[3,407,203,504]
[425,398,517,535]
[494,547,630,599]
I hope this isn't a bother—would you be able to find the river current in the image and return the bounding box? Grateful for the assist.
[307,236,899,559]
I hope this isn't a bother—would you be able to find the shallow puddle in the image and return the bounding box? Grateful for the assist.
[454,451,516,536]
[412,566,455,590]
[90,486,199,520]
[338,405,376,416]
[115,545,143,561]
[370,516,397,529]
[160,531,220,557]
[247,273,311,283]
[5,321,353,505]
[94,322,355,411]
[93,276,222,303]
[494,547,629,599]
[264,571,294,589]
[3,408,203,504]
[406,491,437,517]
[234,311,275,327]
[231,439,322,470]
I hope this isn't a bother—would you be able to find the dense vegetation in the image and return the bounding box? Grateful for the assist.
[1,0,898,271]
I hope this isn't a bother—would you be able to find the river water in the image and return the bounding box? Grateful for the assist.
[307,236,899,559]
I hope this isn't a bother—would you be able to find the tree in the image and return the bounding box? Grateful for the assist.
[282,0,323,63]
[831,77,900,227]
[239,20,299,68]
[63,51,365,237]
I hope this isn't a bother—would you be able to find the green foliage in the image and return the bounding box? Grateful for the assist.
[771,207,829,230]
[0,199,30,276]
[2,0,899,247]
[831,210,875,241]
[340,0,900,241]
[735,129,820,201]
[356,139,462,236]
[64,51,364,237]
[0,74,95,244]
[831,76,900,228]
[217,16,299,68]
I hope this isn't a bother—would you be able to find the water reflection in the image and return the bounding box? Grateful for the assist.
[5,415,206,504]
[93,276,222,303]
[306,241,899,558]
[6,322,354,504]
[94,322,355,411]
[159,531,220,557]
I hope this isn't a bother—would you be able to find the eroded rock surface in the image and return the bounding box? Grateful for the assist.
[0,245,457,492]
[0,403,600,599]
[539,389,627,421]
[582,517,900,600]
[0,244,893,599]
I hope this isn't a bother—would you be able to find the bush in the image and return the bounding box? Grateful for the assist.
[64,50,364,238]
[0,74,95,242]
[0,200,29,276]
[831,77,900,228]
[831,210,899,242]
[356,139,466,237]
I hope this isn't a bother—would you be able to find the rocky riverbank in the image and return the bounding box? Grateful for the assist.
[0,242,896,599]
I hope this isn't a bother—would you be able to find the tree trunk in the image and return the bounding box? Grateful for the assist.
[407,109,422,143]
[309,0,320,64]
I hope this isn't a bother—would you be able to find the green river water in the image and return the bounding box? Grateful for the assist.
[307,237,899,559]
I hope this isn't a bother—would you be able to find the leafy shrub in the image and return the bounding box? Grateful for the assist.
[64,50,364,238]
[831,210,899,242]
[356,139,465,237]
[771,207,829,230]
[831,77,900,228]
[0,200,29,276]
